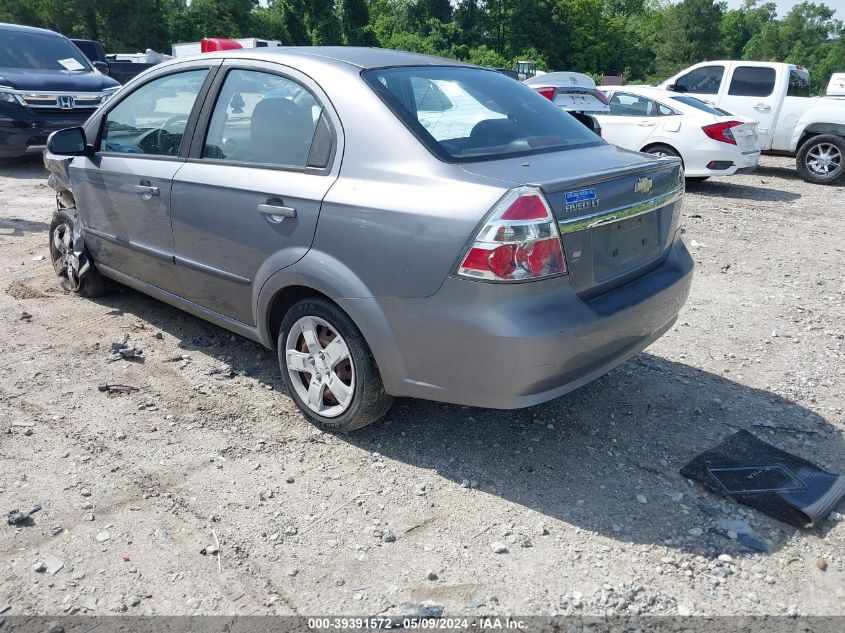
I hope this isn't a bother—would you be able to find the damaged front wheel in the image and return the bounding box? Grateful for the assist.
[49,209,106,297]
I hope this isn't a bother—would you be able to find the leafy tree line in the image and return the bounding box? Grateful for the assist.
[1,0,842,89]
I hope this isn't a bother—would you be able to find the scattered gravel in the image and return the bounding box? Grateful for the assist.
[0,156,843,616]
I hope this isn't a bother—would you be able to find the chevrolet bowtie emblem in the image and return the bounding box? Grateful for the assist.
[635,177,653,194]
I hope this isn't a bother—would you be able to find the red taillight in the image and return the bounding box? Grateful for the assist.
[500,194,548,220]
[702,120,743,145]
[457,188,567,282]
[535,87,556,101]
[595,90,609,105]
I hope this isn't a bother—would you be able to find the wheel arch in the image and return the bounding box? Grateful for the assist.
[796,128,845,152]
[640,141,684,166]
[256,260,407,395]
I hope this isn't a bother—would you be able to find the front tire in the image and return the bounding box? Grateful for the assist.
[48,209,106,298]
[796,134,845,184]
[278,298,393,432]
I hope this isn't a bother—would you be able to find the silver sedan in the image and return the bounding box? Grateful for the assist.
[45,47,692,431]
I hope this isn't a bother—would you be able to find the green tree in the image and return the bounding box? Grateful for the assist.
[655,0,724,76]
[339,0,378,45]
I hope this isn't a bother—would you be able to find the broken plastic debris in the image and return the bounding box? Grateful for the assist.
[710,519,768,553]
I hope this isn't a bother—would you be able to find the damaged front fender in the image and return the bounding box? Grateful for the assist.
[43,150,76,209]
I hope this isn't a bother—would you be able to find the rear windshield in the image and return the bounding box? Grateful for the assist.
[670,95,725,116]
[0,31,92,72]
[363,66,603,162]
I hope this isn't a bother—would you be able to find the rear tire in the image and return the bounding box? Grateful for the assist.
[48,209,106,298]
[796,134,845,185]
[644,144,680,160]
[277,297,393,432]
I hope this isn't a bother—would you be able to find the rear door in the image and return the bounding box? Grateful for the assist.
[71,64,219,294]
[597,91,663,150]
[717,64,780,150]
[170,61,341,326]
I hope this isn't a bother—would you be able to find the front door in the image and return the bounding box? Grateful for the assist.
[71,68,213,294]
[170,64,340,325]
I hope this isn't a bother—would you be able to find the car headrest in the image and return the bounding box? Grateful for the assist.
[469,119,520,148]
[250,98,314,164]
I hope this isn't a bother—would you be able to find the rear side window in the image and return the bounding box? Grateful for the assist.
[202,69,323,168]
[101,69,208,156]
[363,66,602,162]
[670,95,726,115]
[728,66,776,97]
[674,65,724,95]
[788,69,810,97]
[608,92,660,116]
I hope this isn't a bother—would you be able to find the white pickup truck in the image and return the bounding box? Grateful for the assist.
[659,61,845,184]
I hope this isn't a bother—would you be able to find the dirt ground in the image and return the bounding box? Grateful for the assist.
[0,155,843,618]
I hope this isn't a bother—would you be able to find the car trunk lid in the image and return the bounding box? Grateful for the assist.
[460,144,684,295]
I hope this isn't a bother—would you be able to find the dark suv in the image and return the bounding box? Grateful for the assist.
[0,23,121,159]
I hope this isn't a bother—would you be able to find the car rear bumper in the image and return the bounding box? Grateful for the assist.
[684,144,760,177]
[343,237,693,409]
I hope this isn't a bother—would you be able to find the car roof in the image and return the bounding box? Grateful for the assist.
[197,46,472,71]
[0,22,63,37]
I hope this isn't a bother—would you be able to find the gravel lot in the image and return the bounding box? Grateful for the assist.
[0,155,843,618]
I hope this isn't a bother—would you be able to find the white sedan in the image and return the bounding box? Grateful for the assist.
[596,86,760,180]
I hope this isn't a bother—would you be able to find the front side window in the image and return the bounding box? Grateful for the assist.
[608,92,660,116]
[363,66,602,162]
[202,69,322,168]
[101,69,208,156]
[728,66,776,97]
[0,31,91,71]
[674,65,725,95]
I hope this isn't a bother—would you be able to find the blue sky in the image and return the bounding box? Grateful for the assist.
[723,0,842,17]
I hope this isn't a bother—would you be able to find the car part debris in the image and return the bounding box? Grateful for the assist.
[97,383,139,395]
[7,505,41,526]
[709,518,768,552]
[110,336,144,362]
[681,430,845,527]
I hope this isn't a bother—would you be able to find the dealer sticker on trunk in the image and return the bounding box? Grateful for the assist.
[565,187,599,213]
[565,188,597,204]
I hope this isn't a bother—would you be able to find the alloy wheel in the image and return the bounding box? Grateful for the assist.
[285,316,355,418]
[806,143,842,175]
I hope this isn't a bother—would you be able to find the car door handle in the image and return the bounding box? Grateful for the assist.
[258,202,297,223]
[753,103,772,112]
[638,121,656,127]
[134,182,159,200]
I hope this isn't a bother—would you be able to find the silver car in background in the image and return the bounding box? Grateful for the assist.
[44,48,693,432]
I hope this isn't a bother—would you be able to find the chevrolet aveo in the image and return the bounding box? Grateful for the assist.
[44,47,693,432]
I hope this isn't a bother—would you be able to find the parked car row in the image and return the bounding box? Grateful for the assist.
[524,73,761,181]
[0,20,837,431]
[659,61,845,185]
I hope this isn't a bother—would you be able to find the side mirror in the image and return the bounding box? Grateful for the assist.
[47,127,89,156]
[666,84,678,92]
[92,60,110,75]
